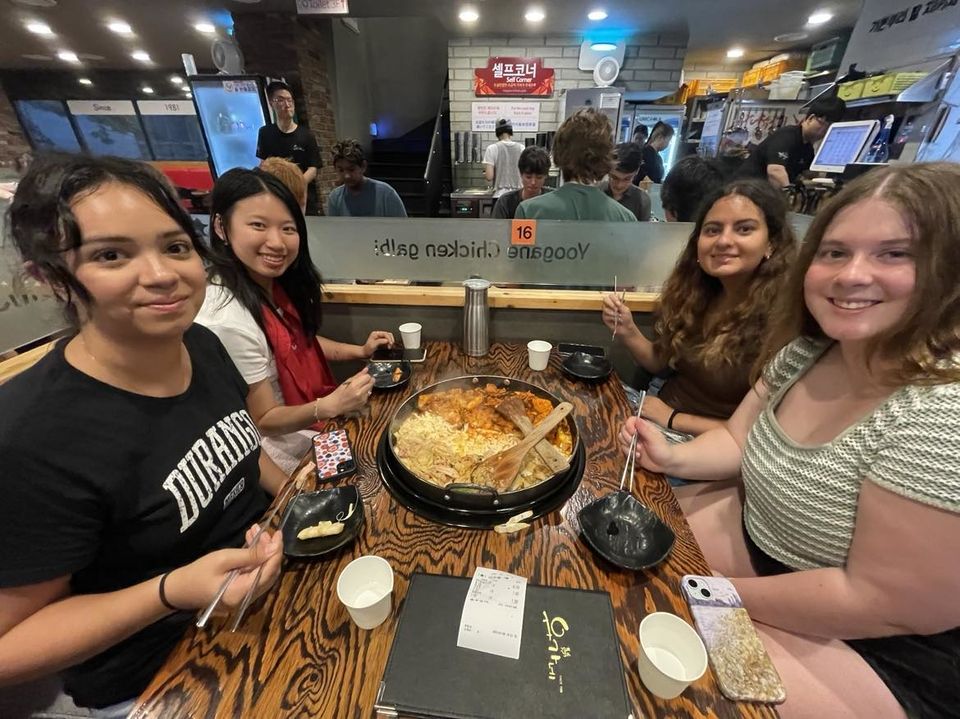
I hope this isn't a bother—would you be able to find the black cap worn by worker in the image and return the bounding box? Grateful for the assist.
[496,118,514,137]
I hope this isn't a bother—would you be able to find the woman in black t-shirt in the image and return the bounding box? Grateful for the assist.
[0,156,286,712]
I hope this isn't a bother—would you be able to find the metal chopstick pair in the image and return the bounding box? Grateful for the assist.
[618,391,646,495]
[611,277,627,341]
[196,473,305,630]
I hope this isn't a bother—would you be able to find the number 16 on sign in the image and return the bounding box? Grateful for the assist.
[511,219,537,246]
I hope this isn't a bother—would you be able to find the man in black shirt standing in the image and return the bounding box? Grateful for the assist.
[256,81,321,214]
[739,96,846,188]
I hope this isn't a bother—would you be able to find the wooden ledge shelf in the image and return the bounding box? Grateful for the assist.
[322,284,659,312]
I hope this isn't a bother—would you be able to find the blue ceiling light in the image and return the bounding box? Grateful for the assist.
[590,42,618,51]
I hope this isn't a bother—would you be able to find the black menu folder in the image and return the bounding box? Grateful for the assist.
[375,572,634,719]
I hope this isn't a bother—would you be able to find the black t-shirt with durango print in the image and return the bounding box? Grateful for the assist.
[0,324,269,708]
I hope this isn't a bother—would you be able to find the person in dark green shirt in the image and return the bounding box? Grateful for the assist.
[516,109,636,222]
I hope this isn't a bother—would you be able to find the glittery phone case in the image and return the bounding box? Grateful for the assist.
[312,430,356,482]
[681,575,786,704]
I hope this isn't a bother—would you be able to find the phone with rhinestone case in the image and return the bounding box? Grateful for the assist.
[681,575,786,704]
[312,430,356,482]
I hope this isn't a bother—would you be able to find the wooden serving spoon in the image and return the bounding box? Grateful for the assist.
[495,396,570,474]
[471,401,574,491]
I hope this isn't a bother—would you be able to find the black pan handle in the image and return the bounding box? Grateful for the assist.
[443,482,500,499]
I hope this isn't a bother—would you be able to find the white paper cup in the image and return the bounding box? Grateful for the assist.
[336,555,394,630]
[399,322,422,350]
[527,340,552,371]
[636,612,708,699]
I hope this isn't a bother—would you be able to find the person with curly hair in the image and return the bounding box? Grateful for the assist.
[618,162,960,719]
[603,179,796,436]
[326,139,407,217]
[515,109,635,222]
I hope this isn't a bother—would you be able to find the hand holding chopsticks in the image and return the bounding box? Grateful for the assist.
[602,283,632,341]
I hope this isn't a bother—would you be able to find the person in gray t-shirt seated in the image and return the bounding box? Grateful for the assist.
[326,139,407,217]
[599,142,652,221]
[491,146,553,219]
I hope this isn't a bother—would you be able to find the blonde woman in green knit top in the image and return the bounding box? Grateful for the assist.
[620,163,960,719]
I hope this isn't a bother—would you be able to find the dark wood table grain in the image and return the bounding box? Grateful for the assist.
[132,341,778,719]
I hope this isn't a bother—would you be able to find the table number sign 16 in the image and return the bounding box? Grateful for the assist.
[511,219,537,246]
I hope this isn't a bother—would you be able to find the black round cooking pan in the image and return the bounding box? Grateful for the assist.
[383,375,581,511]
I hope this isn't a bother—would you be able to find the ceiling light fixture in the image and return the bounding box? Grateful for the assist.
[774,31,810,43]
[458,7,479,22]
[590,42,618,52]
[78,77,92,85]
[170,75,184,85]
[142,86,154,94]
[131,50,151,62]
[525,7,545,22]
[107,20,133,35]
[194,22,216,34]
[185,92,193,99]
[57,50,79,63]
[807,10,834,25]
[726,47,745,59]
[587,9,608,21]
[25,21,53,35]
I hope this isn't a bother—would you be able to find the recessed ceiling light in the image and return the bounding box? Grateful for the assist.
[458,7,479,22]
[185,92,193,98]
[525,7,545,22]
[170,75,184,85]
[131,50,151,62]
[194,22,216,34]
[726,47,745,59]
[107,21,133,35]
[142,86,154,94]
[57,50,79,63]
[25,21,53,35]
[587,9,608,21]
[808,10,834,25]
[590,42,618,52]
[774,31,810,43]
[78,77,92,85]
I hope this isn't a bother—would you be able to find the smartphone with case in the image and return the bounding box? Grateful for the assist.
[371,347,426,363]
[681,575,786,704]
[312,429,356,482]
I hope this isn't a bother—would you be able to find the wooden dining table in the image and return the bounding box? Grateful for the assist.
[133,341,778,719]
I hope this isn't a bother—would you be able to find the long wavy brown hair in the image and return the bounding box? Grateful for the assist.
[754,162,960,386]
[655,179,796,370]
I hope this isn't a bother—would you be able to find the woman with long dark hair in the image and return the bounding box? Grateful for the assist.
[0,155,283,715]
[196,168,392,472]
[603,179,796,436]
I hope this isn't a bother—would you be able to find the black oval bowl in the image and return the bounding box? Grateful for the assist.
[367,360,412,390]
[577,491,675,570]
[282,486,364,559]
[562,352,613,382]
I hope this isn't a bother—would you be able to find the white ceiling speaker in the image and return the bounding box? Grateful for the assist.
[593,56,621,87]
[211,38,245,75]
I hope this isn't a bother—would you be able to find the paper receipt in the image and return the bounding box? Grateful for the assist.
[456,567,528,660]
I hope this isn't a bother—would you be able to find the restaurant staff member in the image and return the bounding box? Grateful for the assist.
[738,96,846,188]
[599,143,651,221]
[256,81,321,215]
[483,118,524,198]
[636,121,675,185]
[491,146,552,219]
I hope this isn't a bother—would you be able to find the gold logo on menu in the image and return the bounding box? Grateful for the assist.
[542,611,573,693]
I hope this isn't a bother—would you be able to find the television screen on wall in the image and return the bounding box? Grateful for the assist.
[14,100,82,152]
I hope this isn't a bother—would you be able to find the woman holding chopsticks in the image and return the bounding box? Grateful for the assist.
[602,178,795,437]
[0,155,285,716]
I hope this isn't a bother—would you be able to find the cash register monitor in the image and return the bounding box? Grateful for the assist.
[811,120,880,174]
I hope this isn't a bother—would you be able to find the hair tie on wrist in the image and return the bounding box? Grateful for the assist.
[667,409,680,430]
[159,572,182,612]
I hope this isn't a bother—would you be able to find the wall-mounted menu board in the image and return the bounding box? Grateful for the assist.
[136,100,207,161]
[13,100,82,153]
[66,100,151,160]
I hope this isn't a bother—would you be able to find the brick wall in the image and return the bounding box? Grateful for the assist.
[233,12,338,211]
[0,82,31,169]
[448,32,688,186]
